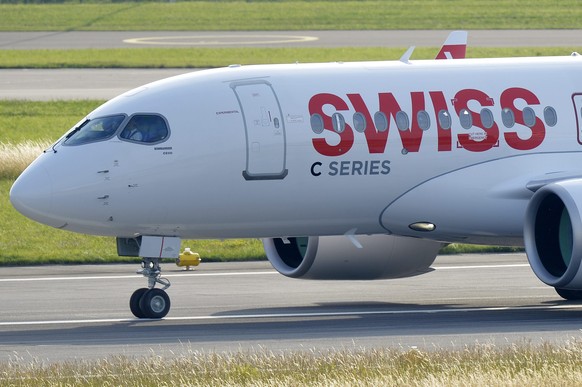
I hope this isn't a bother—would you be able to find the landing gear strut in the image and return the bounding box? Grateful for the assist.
[130,258,171,318]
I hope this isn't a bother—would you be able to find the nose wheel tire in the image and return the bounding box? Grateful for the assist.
[130,288,171,319]
[130,288,149,318]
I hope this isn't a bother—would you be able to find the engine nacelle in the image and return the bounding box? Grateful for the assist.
[524,179,582,289]
[263,234,442,280]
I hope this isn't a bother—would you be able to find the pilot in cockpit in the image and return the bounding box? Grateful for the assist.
[121,119,145,142]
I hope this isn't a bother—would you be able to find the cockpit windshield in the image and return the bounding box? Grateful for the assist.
[64,115,125,146]
[119,114,169,144]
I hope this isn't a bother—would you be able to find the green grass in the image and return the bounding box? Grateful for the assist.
[1,1,581,31]
[440,243,523,255]
[0,47,441,69]
[0,100,99,142]
[2,46,582,69]
[3,342,582,385]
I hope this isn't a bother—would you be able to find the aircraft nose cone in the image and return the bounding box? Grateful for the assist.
[10,165,62,228]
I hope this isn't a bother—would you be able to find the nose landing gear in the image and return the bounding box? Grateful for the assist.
[118,236,181,319]
[130,258,171,319]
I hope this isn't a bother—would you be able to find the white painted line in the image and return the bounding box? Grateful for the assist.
[434,264,530,270]
[124,35,318,46]
[0,303,580,327]
[0,263,529,283]
[0,271,276,282]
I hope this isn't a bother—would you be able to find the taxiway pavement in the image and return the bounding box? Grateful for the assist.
[1,30,582,49]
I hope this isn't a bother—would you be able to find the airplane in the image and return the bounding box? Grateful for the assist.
[11,30,581,319]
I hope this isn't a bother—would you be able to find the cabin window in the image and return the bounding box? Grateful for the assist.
[353,112,366,133]
[310,114,324,134]
[331,113,346,133]
[502,108,515,128]
[437,110,451,130]
[64,115,125,146]
[544,106,558,127]
[480,108,495,129]
[523,107,537,128]
[459,109,472,129]
[119,114,169,144]
[417,110,431,131]
[395,111,410,131]
[374,112,388,132]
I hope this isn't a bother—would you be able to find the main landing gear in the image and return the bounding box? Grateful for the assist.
[555,287,582,301]
[130,257,171,318]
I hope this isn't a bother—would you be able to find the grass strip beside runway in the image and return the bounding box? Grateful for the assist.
[3,342,582,386]
[1,1,581,31]
[2,47,582,69]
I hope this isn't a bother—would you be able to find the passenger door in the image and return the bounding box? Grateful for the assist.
[231,80,288,180]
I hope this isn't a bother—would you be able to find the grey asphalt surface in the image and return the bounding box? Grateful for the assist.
[1,30,582,49]
[0,68,193,100]
[0,254,581,363]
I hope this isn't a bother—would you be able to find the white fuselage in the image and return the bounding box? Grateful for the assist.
[11,55,582,245]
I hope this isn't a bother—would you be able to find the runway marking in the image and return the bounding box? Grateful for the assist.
[124,35,318,46]
[0,271,276,282]
[0,263,529,283]
[1,303,581,327]
[434,264,529,270]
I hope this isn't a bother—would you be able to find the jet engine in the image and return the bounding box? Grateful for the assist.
[524,179,582,295]
[263,234,442,280]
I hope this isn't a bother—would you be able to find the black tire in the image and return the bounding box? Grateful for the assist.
[555,287,582,301]
[139,288,171,319]
[130,288,149,318]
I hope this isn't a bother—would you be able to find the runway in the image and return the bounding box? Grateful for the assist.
[0,254,581,362]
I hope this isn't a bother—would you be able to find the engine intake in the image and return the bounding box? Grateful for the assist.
[524,179,582,289]
[263,234,442,280]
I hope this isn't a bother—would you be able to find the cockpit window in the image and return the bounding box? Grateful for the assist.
[64,115,125,146]
[119,114,169,144]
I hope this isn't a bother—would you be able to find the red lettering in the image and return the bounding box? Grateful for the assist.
[347,93,387,153]
[429,91,452,152]
[308,87,546,157]
[454,89,499,152]
[378,92,425,152]
[308,93,354,156]
[501,87,545,150]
